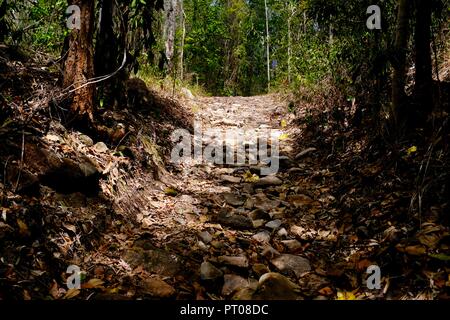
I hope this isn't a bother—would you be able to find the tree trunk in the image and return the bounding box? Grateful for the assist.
[179,0,186,81]
[0,1,8,43]
[414,0,433,117]
[63,0,95,123]
[264,0,270,92]
[164,0,177,74]
[391,0,411,124]
[95,0,120,109]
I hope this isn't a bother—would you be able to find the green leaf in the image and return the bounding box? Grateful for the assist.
[429,253,450,261]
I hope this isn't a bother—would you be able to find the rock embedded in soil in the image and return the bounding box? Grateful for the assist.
[124,247,183,277]
[261,245,281,259]
[79,134,94,147]
[222,274,249,296]
[221,175,241,184]
[254,272,302,300]
[200,262,223,281]
[295,147,317,160]
[218,255,249,268]
[254,175,283,187]
[281,239,303,252]
[277,228,288,238]
[141,277,176,298]
[198,231,213,244]
[270,254,311,278]
[252,264,270,277]
[216,211,254,230]
[223,193,246,206]
[93,141,109,153]
[265,219,282,230]
[248,209,271,221]
[252,231,271,244]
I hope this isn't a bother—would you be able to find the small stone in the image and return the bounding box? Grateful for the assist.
[255,175,283,187]
[295,147,317,160]
[265,219,282,230]
[198,231,213,244]
[222,274,249,296]
[252,264,270,277]
[223,193,246,206]
[46,133,62,142]
[218,256,249,268]
[261,245,280,259]
[142,278,175,298]
[210,240,224,249]
[216,211,253,230]
[281,240,302,252]
[221,175,241,184]
[248,209,271,221]
[200,262,223,281]
[252,219,265,228]
[253,273,302,300]
[277,228,288,238]
[79,134,94,146]
[252,231,271,244]
[197,241,208,251]
[270,254,311,278]
[93,142,109,153]
[241,183,254,194]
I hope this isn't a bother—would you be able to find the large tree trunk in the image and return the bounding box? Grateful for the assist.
[264,0,270,92]
[0,1,8,43]
[95,0,121,109]
[414,0,433,117]
[164,0,177,74]
[391,0,411,124]
[179,0,186,81]
[63,0,95,123]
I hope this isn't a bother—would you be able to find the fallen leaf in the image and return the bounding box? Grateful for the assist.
[336,291,357,300]
[318,287,334,296]
[243,171,259,183]
[63,288,80,299]
[164,187,178,197]
[429,253,450,261]
[16,219,30,237]
[82,278,105,289]
[407,146,417,155]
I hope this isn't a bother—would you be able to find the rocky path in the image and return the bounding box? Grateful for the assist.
[104,94,346,300]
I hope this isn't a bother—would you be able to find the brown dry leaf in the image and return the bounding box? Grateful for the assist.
[287,194,313,207]
[417,223,446,249]
[82,278,105,289]
[16,219,30,237]
[23,290,31,300]
[63,288,80,299]
[49,280,60,299]
[396,244,427,256]
[318,287,334,296]
[63,223,77,234]
[356,259,374,272]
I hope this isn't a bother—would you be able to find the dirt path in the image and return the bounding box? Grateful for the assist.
[89,95,352,300]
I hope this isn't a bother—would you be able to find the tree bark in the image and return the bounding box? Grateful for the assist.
[63,0,95,123]
[264,0,270,92]
[95,0,120,109]
[391,0,411,124]
[414,0,433,116]
[179,0,186,81]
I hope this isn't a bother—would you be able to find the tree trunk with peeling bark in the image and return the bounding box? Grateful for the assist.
[63,0,95,123]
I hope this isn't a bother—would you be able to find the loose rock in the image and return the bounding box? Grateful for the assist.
[218,255,249,268]
[270,254,311,278]
[200,261,223,281]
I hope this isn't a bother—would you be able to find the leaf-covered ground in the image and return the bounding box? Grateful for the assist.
[1,54,449,300]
